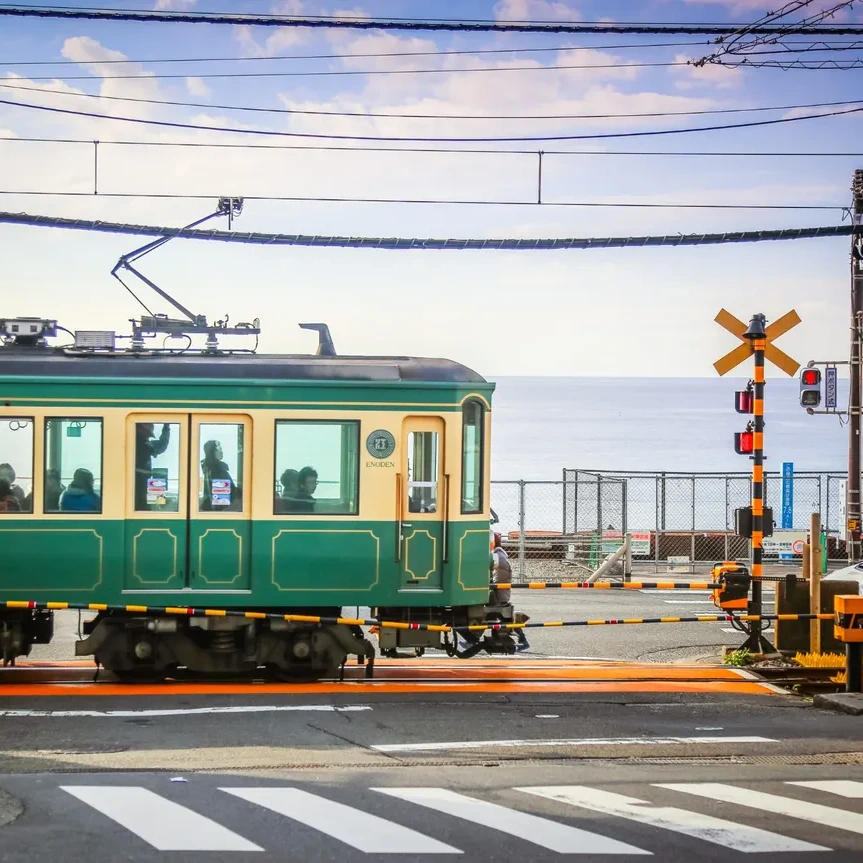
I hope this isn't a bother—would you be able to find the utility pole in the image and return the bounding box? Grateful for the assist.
[848,170,863,562]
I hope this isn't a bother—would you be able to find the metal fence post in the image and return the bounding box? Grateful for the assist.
[562,468,567,534]
[517,479,526,581]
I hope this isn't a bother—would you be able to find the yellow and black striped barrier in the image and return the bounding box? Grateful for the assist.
[494,578,793,590]
[1,600,833,635]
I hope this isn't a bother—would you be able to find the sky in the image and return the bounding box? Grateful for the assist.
[2,0,863,377]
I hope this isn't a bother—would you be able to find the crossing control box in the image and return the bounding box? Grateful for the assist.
[834,594,863,643]
[711,562,751,611]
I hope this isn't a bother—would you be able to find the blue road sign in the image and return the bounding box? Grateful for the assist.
[782,462,794,529]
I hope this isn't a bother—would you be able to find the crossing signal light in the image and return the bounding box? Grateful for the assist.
[734,429,754,455]
[800,367,821,408]
[735,388,754,413]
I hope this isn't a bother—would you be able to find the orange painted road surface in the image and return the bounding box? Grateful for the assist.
[0,658,781,696]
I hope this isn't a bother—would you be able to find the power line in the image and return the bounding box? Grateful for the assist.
[0,189,845,211]
[0,39,715,67]
[4,59,689,80]
[3,81,862,123]
[2,96,861,143]
[5,37,861,68]
[4,135,862,158]
[0,208,856,250]
[3,5,863,35]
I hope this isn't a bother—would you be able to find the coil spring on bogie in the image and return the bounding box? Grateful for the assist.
[211,631,235,652]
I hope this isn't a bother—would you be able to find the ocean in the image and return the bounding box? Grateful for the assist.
[489,376,849,479]
[487,376,850,538]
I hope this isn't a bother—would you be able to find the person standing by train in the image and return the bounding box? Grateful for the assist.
[490,532,512,605]
[135,423,171,510]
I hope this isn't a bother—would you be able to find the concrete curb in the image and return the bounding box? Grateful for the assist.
[813,692,863,715]
[0,788,23,828]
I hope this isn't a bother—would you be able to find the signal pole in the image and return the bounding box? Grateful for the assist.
[743,313,772,653]
[848,170,863,562]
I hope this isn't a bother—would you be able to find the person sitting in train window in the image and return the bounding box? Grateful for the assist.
[0,478,22,513]
[135,423,171,509]
[23,468,64,513]
[60,468,101,513]
[0,464,26,508]
[275,468,299,513]
[200,439,238,511]
[292,466,317,513]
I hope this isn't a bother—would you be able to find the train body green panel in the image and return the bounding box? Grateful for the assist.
[0,519,490,607]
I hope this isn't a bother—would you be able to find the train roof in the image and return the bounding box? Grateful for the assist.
[0,347,489,385]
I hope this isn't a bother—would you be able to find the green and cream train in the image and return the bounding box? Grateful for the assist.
[0,317,511,681]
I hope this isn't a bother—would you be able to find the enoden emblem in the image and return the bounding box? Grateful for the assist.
[366,429,395,459]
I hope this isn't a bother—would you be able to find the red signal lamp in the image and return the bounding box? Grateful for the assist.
[735,390,754,413]
[734,430,754,455]
[801,369,819,386]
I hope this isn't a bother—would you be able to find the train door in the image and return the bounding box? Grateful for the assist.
[188,415,252,591]
[123,413,252,593]
[398,417,445,591]
[124,415,189,592]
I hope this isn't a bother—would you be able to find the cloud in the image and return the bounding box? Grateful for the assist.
[154,0,197,9]
[494,0,581,21]
[233,0,309,56]
[185,77,210,97]
[672,53,743,89]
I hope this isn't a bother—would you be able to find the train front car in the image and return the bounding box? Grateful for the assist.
[0,316,516,680]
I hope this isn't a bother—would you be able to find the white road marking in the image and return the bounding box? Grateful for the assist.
[658,783,863,836]
[518,786,827,854]
[61,787,262,852]
[787,780,863,798]
[371,735,776,753]
[374,787,648,855]
[0,705,371,718]
[721,628,774,634]
[222,788,459,854]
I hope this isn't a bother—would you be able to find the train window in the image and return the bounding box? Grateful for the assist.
[44,418,103,514]
[407,430,439,513]
[198,423,244,512]
[274,421,359,515]
[134,422,180,513]
[461,400,484,514]
[0,418,34,513]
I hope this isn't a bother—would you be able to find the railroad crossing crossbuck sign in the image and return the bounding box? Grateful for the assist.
[713,308,801,377]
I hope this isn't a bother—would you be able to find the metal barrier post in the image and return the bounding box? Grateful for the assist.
[810,511,823,653]
[517,479,526,581]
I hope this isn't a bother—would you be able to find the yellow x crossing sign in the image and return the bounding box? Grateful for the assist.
[713,309,801,377]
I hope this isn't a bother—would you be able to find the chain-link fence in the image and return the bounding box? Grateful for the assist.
[491,469,849,581]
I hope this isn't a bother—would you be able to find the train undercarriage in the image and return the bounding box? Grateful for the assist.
[1,600,525,682]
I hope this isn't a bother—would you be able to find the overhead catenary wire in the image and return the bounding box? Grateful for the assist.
[0,190,845,212]
[4,5,863,35]
[0,59,692,80]
[2,96,861,143]
[2,134,863,158]
[0,39,719,66]
[0,210,857,250]
[3,81,863,123]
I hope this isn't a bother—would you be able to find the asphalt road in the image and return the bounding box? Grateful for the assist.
[30,587,773,665]
[2,676,862,860]
[4,758,863,860]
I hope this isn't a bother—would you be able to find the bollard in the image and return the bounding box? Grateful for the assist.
[834,594,863,693]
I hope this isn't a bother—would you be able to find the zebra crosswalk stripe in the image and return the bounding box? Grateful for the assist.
[373,787,648,855]
[657,783,863,837]
[60,787,262,852]
[788,780,863,799]
[517,785,827,854]
[222,787,460,854]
